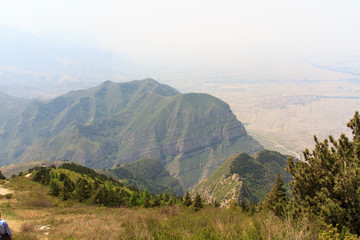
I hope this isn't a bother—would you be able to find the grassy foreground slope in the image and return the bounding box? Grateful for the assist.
[0,175,323,240]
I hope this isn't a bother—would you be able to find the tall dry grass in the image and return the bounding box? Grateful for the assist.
[0,175,344,240]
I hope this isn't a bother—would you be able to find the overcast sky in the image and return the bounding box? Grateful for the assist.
[1,0,359,69]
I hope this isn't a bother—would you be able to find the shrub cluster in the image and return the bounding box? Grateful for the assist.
[260,111,360,237]
[32,163,180,208]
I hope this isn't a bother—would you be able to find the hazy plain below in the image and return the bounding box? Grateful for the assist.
[198,79,359,159]
[1,27,360,160]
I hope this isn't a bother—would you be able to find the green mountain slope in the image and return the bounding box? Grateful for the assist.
[0,79,262,189]
[108,158,184,196]
[192,150,292,205]
[0,91,28,124]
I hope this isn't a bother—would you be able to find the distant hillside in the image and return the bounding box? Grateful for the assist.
[0,160,75,178]
[0,79,262,189]
[192,150,291,205]
[107,158,184,196]
[0,91,28,124]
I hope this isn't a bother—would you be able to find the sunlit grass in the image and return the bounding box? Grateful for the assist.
[0,175,335,239]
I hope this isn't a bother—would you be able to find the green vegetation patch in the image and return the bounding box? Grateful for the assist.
[109,158,184,196]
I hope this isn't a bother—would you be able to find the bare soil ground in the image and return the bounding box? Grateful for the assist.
[0,185,13,195]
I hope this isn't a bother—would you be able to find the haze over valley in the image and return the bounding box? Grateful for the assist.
[1,0,360,160]
[1,1,360,238]
[1,25,359,159]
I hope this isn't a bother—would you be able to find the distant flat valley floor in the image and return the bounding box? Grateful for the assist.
[195,80,360,159]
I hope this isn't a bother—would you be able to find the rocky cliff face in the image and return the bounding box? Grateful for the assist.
[192,150,292,205]
[0,79,262,189]
[195,173,253,207]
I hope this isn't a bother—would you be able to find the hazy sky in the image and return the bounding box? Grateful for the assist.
[1,0,359,67]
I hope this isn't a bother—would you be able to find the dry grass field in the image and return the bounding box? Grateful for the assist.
[0,176,326,240]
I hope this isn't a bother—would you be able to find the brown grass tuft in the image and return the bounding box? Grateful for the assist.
[21,223,35,232]
[28,200,53,208]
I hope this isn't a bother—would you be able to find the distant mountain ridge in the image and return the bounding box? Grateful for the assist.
[0,160,69,178]
[0,79,262,189]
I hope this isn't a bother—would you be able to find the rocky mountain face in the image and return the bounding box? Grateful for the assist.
[192,150,292,205]
[191,155,253,207]
[0,79,262,189]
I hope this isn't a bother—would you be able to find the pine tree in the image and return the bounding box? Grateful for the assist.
[153,196,161,207]
[0,171,6,180]
[163,190,170,204]
[74,178,92,202]
[169,192,178,206]
[262,174,288,216]
[91,186,108,205]
[183,191,192,206]
[129,191,140,207]
[49,179,61,196]
[193,192,203,212]
[59,172,66,181]
[287,111,360,234]
[61,176,75,201]
[33,168,51,185]
[142,188,151,208]
[107,188,118,207]
[117,188,130,206]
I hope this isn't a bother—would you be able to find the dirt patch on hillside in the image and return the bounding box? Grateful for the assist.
[0,186,13,195]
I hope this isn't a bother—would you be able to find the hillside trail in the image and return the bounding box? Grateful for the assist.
[0,183,24,233]
[0,181,53,240]
[0,184,12,195]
